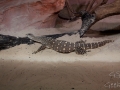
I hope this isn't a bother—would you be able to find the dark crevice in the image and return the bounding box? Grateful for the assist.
[0,34,35,51]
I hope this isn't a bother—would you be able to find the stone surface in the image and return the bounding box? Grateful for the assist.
[0,0,65,31]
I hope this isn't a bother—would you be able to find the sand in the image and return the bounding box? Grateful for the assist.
[0,15,120,90]
[0,60,120,90]
[0,33,120,62]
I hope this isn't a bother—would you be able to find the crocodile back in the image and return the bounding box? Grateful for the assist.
[43,37,75,53]
[29,36,75,53]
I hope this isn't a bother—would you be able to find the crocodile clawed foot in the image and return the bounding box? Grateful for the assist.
[32,45,46,54]
[32,51,38,54]
[75,47,87,55]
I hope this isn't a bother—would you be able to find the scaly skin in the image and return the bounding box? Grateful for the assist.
[26,33,113,55]
[78,11,96,37]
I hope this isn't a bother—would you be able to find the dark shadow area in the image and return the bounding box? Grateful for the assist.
[83,25,120,37]
[0,34,34,50]
[100,30,120,35]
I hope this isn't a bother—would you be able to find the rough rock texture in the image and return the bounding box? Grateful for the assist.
[0,0,65,31]
[68,0,115,5]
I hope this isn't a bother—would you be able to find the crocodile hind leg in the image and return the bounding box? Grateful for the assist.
[75,47,91,55]
[75,40,90,55]
[33,45,46,54]
[75,40,86,55]
[75,47,87,55]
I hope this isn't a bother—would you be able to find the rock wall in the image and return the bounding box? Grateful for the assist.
[0,0,65,31]
[68,0,115,5]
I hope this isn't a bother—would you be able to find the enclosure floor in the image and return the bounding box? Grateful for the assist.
[0,61,120,90]
[0,33,120,90]
[0,15,120,90]
[0,33,120,62]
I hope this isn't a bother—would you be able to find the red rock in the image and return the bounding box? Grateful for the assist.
[0,0,65,31]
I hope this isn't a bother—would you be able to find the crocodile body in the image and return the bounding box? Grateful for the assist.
[27,34,113,54]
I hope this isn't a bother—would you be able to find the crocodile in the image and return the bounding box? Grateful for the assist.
[26,33,113,55]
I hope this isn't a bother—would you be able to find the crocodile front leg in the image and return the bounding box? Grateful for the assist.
[33,45,46,54]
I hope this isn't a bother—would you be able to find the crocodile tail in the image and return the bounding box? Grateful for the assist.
[92,40,113,49]
[90,40,113,49]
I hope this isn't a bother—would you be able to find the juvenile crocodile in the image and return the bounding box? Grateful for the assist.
[26,33,113,55]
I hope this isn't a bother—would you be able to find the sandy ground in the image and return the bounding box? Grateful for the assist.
[0,33,120,62]
[0,61,120,90]
[0,15,120,90]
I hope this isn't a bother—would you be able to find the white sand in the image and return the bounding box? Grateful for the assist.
[0,22,120,62]
[0,33,120,62]
[0,16,120,90]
